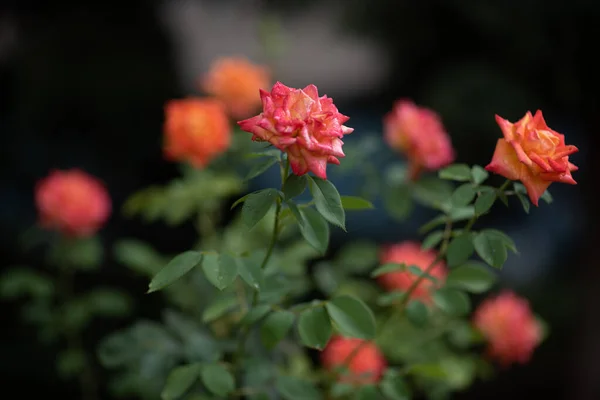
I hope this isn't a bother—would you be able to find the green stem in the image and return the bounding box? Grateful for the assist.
[58,252,99,400]
[234,157,289,383]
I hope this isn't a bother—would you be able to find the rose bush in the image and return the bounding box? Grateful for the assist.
[3,60,577,400]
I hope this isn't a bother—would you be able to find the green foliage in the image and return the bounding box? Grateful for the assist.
[123,169,243,226]
[200,363,235,397]
[445,262,497,293]
[438,164,472,182]
[161,364,202,400]
[308,176,346,230]
[260,310,295,349]
[7,102,557,400]
[326,295,376,339]
[148,251,203,293]
[289,204,330,254]
[241,189,280,230]
[297,305,332,350]
[340,196,374,210]
[282,174,308,199]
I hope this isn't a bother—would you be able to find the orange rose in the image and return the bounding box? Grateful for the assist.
[201,56,271,119]
[473,291,542,366]
[163,98,231,168]
[485,110,578,206]
[384,100,455,180]
[321,336,387,385]
[35,169,111,237]
[377,241,446,304]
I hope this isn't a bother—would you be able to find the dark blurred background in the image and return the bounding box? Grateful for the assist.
[1,0,599,399]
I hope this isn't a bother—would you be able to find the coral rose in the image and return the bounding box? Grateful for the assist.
[201,56,271,119]
[377,241,446,304]
[384,99,455,180]
[237,81,353,180]
[35,169,111,237]
[473,291,542,366]
[321,336,386,385]
[163,98,231,168]
[485,110,578,206]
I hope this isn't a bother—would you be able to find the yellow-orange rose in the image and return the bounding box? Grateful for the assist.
[485,110,578,206]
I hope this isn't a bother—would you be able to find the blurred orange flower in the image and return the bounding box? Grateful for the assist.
[377,241,446,304]
[201,56,271,119]
[321,336,387,385]
[35,169,111,237]
[163,98,231,168]
[384,99,455,180]
[473,291,542,366]
[485,110,578,206]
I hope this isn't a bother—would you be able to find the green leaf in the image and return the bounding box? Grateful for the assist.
[201,253,238,291]
[433,288,471,316]
[451,184,477,208]
[540,189,553,204]
[471,165,489,185]
[113,239,165,276]
[406,300,429,327]
[276,375,322,400]
[237,253,265,290]
[380,373,410,400]
[446,233,475,268]
[202,293,238,323]
[245,148,281,160]
[200,363,235,397]
[0,268,54,299]
[297,306,332,350]
[325,295,376,339]
[474,191,496,216]
[161,363,202,400]
[422,230,444,250]
[245,157,278,181]
[231,193,250,210]
[439,164,472,182]
[335,241,379,274]
[282,174,307,199]
[449,206,475,221]
[289,203,330,254]
[514,190,530,214]
[407,265,438,283]
[308,177,346,230]
[340,196,374,211]
[412,177,454,210]
[355,385,385,400]
[86,289,132,317]
[260,310,295,349]
[241,304,271,325]
[446,262,497,293]
[406,363,448,379]
[331,382,355,398]
[481,229,518,253]
[376,291,405,306]
[383,183,413,221]
[473,231,508,269]
[371,263,406,277]
[241,189,279,230]
[148,251,202,293]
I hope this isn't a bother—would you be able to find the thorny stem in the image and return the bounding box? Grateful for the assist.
[59,256,99,400]
[233,157,289,389]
